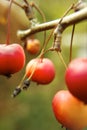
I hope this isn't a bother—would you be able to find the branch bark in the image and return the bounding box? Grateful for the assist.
[17,7,87,40]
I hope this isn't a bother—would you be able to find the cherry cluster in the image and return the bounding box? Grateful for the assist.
[1,0,87,130]
[52,58,87,130]
[12,38,56,97]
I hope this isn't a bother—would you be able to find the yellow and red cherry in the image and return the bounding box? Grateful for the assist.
[25,58,55,84]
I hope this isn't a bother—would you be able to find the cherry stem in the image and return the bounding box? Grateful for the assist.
[31,2,48,57]
[11,73,26,98]
[31,2,47,46]
[6,0,13,45]
[59,3,75,25]
[17,73,26,89]
[28,60,40,80]
[39,4,75,57]
[69,24,75,62]
[39,29,54,58]
[12,60,38,95]
[57,52,67,69]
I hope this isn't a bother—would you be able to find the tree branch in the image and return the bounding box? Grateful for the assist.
[17,7,87,40]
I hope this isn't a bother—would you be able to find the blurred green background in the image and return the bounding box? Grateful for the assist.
[0,0,87,130]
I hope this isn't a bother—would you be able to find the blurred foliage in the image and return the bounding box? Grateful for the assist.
[0,0,87,130]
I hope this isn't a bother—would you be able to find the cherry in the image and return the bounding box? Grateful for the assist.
[25,39,40,54]
[0,43,25,76]
[0,1,25,78]
[25,58,55,84]
[52,90,87,130]
[65,58,87,103]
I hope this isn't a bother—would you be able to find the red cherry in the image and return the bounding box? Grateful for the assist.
[25,39,40,54]
[52,90,87,130]
[0,43,25,76]
[65,58,87,103]
[26,58,55,84]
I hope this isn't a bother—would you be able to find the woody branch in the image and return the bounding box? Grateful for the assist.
[17,7,87,40]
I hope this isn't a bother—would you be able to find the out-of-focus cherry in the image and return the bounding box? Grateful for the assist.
[25,39,40,54]
[52,90,87,130]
